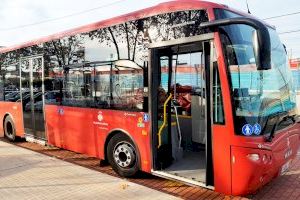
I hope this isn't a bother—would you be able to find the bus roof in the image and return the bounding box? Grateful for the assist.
[0,0,226,54]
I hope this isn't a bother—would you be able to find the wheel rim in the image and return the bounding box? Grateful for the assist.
[113,142,136,168]
[6,122,13,136]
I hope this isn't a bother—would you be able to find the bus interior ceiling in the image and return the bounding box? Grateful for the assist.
[156,41,207,183]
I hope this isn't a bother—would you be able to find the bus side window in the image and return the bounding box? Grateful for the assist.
[3,62,20,102]
[0,71,4,101]
[111,65,144,111]
[213,62,225,124]
[94,67,110,109]
[62,66,94,108]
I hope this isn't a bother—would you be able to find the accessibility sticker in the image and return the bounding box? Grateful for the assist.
[242,124,253,136]
[57,107,64,115]
[253,123,262,135]
[143,113,149,122]
[137,117,145,128]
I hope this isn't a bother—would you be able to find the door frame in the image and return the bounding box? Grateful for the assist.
[19,54,46,140]
[148,33,215,187]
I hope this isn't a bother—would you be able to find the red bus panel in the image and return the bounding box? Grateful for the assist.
[45,105,151,172]
[0,102,24,138]
[231,123,300,195]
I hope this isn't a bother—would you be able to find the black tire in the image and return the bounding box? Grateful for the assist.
[107,133,139,177]
[4,115,16,141]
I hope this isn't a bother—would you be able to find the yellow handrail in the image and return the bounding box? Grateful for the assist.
[157,93,172,148]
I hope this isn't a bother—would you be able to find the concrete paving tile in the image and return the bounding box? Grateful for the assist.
[0,141,181,200]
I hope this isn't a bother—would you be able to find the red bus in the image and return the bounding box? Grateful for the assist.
[0,0,299,195]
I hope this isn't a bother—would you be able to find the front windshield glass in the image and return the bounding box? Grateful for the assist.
[215,9,297,136]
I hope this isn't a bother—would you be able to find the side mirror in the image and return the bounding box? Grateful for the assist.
[200,17,271,70]
[252,30,260,68]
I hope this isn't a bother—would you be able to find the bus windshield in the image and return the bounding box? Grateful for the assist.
[217,11,297,136]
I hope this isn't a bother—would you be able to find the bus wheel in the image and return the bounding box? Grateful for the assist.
[4,115,16,142]
[107,134,139,177]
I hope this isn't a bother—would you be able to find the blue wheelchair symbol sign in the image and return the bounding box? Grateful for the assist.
[143,114,149,122]
[58,108,64,115]
[242,124,253,136]
[253,123,261,135]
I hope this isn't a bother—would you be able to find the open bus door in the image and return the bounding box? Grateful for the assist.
[150,36,214,187]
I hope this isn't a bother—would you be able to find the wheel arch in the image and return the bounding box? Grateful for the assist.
[3,112,17,141]
[3,112,14,129]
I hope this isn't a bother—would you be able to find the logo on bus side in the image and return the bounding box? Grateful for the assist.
[98,113,103,122]
[285,138,292,159]
[93,111,108,129]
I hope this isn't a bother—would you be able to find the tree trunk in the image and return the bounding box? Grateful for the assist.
[108,27,120,60]
[132,29,139,61]
[52,41,65,67]
[124,23,130,60]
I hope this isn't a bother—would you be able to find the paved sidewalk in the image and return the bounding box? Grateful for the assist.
[0,141,180,200]
[2,138,300,200]
[2,139,229,200]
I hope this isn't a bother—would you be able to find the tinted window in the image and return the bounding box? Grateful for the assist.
[215,8,297,135]
[62,65,94,107]
[110,63,144,110]
[2,52,20,102]
[213,61,224,124]
[13,9,209,112]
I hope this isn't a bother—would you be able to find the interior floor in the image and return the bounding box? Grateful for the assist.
[163,150,206,183]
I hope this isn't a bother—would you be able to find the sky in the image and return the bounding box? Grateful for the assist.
[0,0,300,58]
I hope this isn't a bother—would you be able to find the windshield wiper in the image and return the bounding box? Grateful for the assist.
[265,113,295,142]
[284,115,296,123]
[261,111,287,133]
[296,115,300,124]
